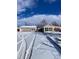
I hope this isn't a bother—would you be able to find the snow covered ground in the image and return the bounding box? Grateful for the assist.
[46,33,61,46]
[17,32,36,59]
[17,32,61,59]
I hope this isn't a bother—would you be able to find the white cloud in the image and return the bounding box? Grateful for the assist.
[17,0,57,13]
[17,0,36,12]
[17,14,61,26]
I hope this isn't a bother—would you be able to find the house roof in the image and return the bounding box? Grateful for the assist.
[20,26,37,28]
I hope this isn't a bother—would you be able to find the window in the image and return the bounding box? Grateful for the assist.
[54,28,61,32]
[45,28,48,31]
[49,28,52,31]
[32,28,35,30]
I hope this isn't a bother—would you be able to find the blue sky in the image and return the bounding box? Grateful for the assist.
[17,0,61,19]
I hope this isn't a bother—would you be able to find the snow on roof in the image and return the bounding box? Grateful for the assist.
[20,26,37,28]
[44,25,60,28]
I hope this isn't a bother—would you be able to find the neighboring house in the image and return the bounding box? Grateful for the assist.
[17,26,37,32]
[44,25,61,33]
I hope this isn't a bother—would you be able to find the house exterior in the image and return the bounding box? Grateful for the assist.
[44,25,61,33]
[17,26,37,32]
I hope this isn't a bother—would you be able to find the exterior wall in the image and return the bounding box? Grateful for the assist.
[20,28,36,32]
[20,26,37,32]
[44,25,61,33]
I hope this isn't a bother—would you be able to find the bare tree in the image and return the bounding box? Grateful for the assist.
[51,21,59,26]
[37,19,48,28]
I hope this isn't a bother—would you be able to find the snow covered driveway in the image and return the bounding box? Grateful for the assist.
[17,32,36,59]
[17,32,61,59]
